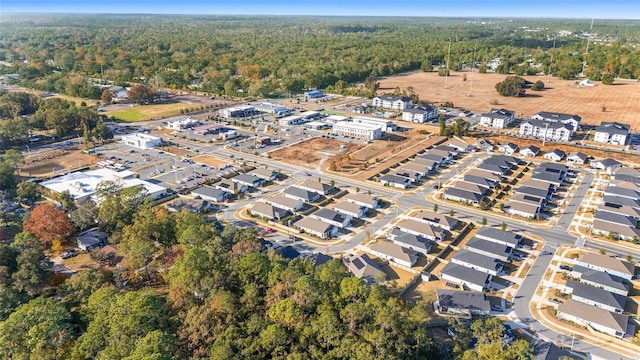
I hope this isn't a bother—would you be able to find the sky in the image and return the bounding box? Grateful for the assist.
[2,0,639,19]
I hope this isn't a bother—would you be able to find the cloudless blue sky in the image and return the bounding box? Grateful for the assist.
[3,0,639,19]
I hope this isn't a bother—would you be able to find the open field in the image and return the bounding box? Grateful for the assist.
[379,71,640,127]
[191,155,232,168]
[23,150,96,178]
[104,102,194,122]
[7,87,98,106]
[269,137,363,168]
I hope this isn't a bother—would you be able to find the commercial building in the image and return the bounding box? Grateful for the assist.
[279,115,306,126]
[219,105,255,119]
[351,117,396,132]
[41,168,166,204]
[166,117,200,130]
[253,102,291,116]
[121,133,162,149]
[333,121,383,141]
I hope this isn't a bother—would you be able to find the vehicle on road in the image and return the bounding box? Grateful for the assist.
[548,298,561,304]
[266,228,276,233]
[303,172,311,176]
[559,265,572,271]
[60,249,79,259]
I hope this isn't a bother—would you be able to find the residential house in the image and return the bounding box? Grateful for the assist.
[372,95,412,110]
[343,253,385,284]
[590,158,623,173]
[564,280,626,313]
[531,111,581,131]
[594,122,630,145]
[412,210,459,231]
[411,157,440,172]
[294,217,336,239]
[543,148,565,162]
[191,186,230,202]
[447,137,475,153]
[475,228,521,248]
[440,262,492,292]
[519,119,574,142]
[402,105,438,123]
[305,253,334,267]
[369,242,419,268]
[452,181,491,196]
[597,202,640,220]
[396,219,446,242]
[310,208,351,228]
[250,202,290,221]
[298,179,334,195]
[595,210,638,229]
[433,145,459,157]
[557,299,630,339]
[519,179,555,193]
[530,172,563,188]
[566,152,588,165]
[465,169,503,184]
[574,252,635,280]
[571,266,630,296]
[475,138,494,152]
[475,162,510,176]
[479,108,516,128]
[611,167,640,183]
[251,168,279,181]
[486,154,522,168]
[77,228,108,251]
[283,186,321,203]
[266,195,304,212]
[417,153,447,166]
[514,186,552,201]
[387,230,432,255]
[426,148,454,162]
[592,218,640,241]
[435,289,491,317]
[379,174,412,189]
[534,342,584,360]
[509,193,546,209]
[466,237,513,262]
[498,142,518,155]
[399,162,431,178]
[519,145,540,157]
[505,201,541,219]
[451,249,503,276]
[344,193,379,209]
[275,246,301,260]
[215,178,247,194]
[232,173,264,188]
[332,201,367,219]
[463,174,498,188]
[444,187,486,205]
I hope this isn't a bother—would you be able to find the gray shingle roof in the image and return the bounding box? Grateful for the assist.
[440,262,490,288]
[436,289,490,313]
[577,268,630,294]
[558,299,628,334]
[596,122,630,135]
[444,187,485,203]
[475,228,521,247]
[566,280,627,310]
[452,249,502,271]
[466,237,513,258]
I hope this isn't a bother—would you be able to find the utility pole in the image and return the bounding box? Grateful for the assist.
[542,122,549,147]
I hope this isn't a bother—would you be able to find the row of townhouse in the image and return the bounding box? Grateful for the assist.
[556,252,636,339]
[192,171,269,202]
[504,163,568,219]
[591,180,640,241]
[439,228,520,291]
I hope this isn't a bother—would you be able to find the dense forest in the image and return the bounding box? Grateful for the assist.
[1,15,639,98]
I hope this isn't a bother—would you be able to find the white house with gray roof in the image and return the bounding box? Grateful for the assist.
[379,174,412,189]
[475,228,521,248]
[451,249,503,276]
[265,195,304,212]
[557,299,630,339]
[343,253,385,285]
[310,208,351,228]
[249,202,290,221]
[436,289,490,317]
[298,179,334,195]
[332,201,367,219]
[574,252,635,280]
[191,186,230,202]
[594,121,630,145]
[396,219,446,242]
[440,262,492,292]
[283,186,321,203]
[570,266,630,296]
[344,193,379,209]
[232,173,264,188]
[369,242,419,268]
[479,108,515,128]
[387,230,432,256]
[412,210,459,231]
[564,280,626,313]
[543,148,565,162]
[294,217,336,239]
[466,237,513,262]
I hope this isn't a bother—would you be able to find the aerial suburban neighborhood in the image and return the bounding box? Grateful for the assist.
[1,8,640,360]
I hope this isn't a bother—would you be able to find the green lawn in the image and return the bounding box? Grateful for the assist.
[106,102,193,122]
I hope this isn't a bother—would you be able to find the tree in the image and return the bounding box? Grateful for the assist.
[11,247,53,296]
[481,217,487,225]
[58,269,108,309]
[23,203,75,248]
[16,181,39,203]
[127,83,158,105]
[3,149,24,176]
[495,76,527,97]
[70,199,98,229]
[500,222,507,231]
[433,204,438,213]
[100,89,112,103]
[531,80,545,91]
[0,297,74,360]
[421,59,433,72]
[601,73,614,85]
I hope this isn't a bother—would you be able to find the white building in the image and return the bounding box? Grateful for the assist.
[479,108,515,128]
[219,105,255,119]
[279,115,305,126]
[402,105,438,123]
[532,111,581,131]
[121,133,162,149]
[574,252,635,280]
[166,117,200,130]
[351,117,396,132]
[332,121,382,140]
[557,299,630,339]
[372,95,412,110]
[519,119,573,142]
[594,122,630,145]
[253,102,290,116]
[40,168,166,204]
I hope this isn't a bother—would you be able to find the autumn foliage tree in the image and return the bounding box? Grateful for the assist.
[24,203,75,248]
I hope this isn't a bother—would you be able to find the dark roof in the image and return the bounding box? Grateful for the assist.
[306,253,334,267]
[604,185,640,199]
[233,173,262,185]
[466,237,513,258]
[567,152,588,161]
[418,153,447,162]
[594,158,622,168]
[463,174,498,187]
[524,118,574,131]
[444,187,485,203]
[275,246,301,260]
[376,94,411,102]
[284,186,319,201]
[595,210,637,228]
[453,249,502,271]
[393,231,432,252]
[596,121,630,135]
[531,171,562,185]
[440,262,490,288]
[476,162,509,175]
[521,145,540,153]
[313,208,349,224]
[533,111,581,122]
[575,267,630,294]
[500,142,518,150]
[602,195,640,210]
[558,299,628,334]
[404,105,437,114]
[379,174,412,184]
[545,148,566,158]
[534,342,581,360]
[436,289,490,312]
[482,108,514,119]
[476,228,521,246]
[538,162,568,172]
[566,280,627,309]
[192,186,228,199]
[514,186,551,199]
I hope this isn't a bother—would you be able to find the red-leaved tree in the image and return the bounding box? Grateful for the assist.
[24,203,75,248]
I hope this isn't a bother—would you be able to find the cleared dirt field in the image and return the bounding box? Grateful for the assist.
[191,155,231,168]
[379,71,640,127]
[23,150,96,177]
[269,138,363,168]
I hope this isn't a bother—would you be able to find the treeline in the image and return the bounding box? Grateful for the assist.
[0,91,113,149]
[0,199,444,359]
[1,16,639,99]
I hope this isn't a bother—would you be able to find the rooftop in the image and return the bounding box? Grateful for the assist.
[578,252,635,277]
[558,299,628,333]
[436,289,490,312]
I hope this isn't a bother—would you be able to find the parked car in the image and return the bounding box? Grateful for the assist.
[548,298,561,304]
[491,305,503,312]
[559,265,572,271]
[266,228,276,233]
[60,249,79,259]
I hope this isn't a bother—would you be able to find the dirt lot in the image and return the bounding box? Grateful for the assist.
[23,150,96,178]
[269,137,363,169]
[191,154,232,168]
[379,71,640,127]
